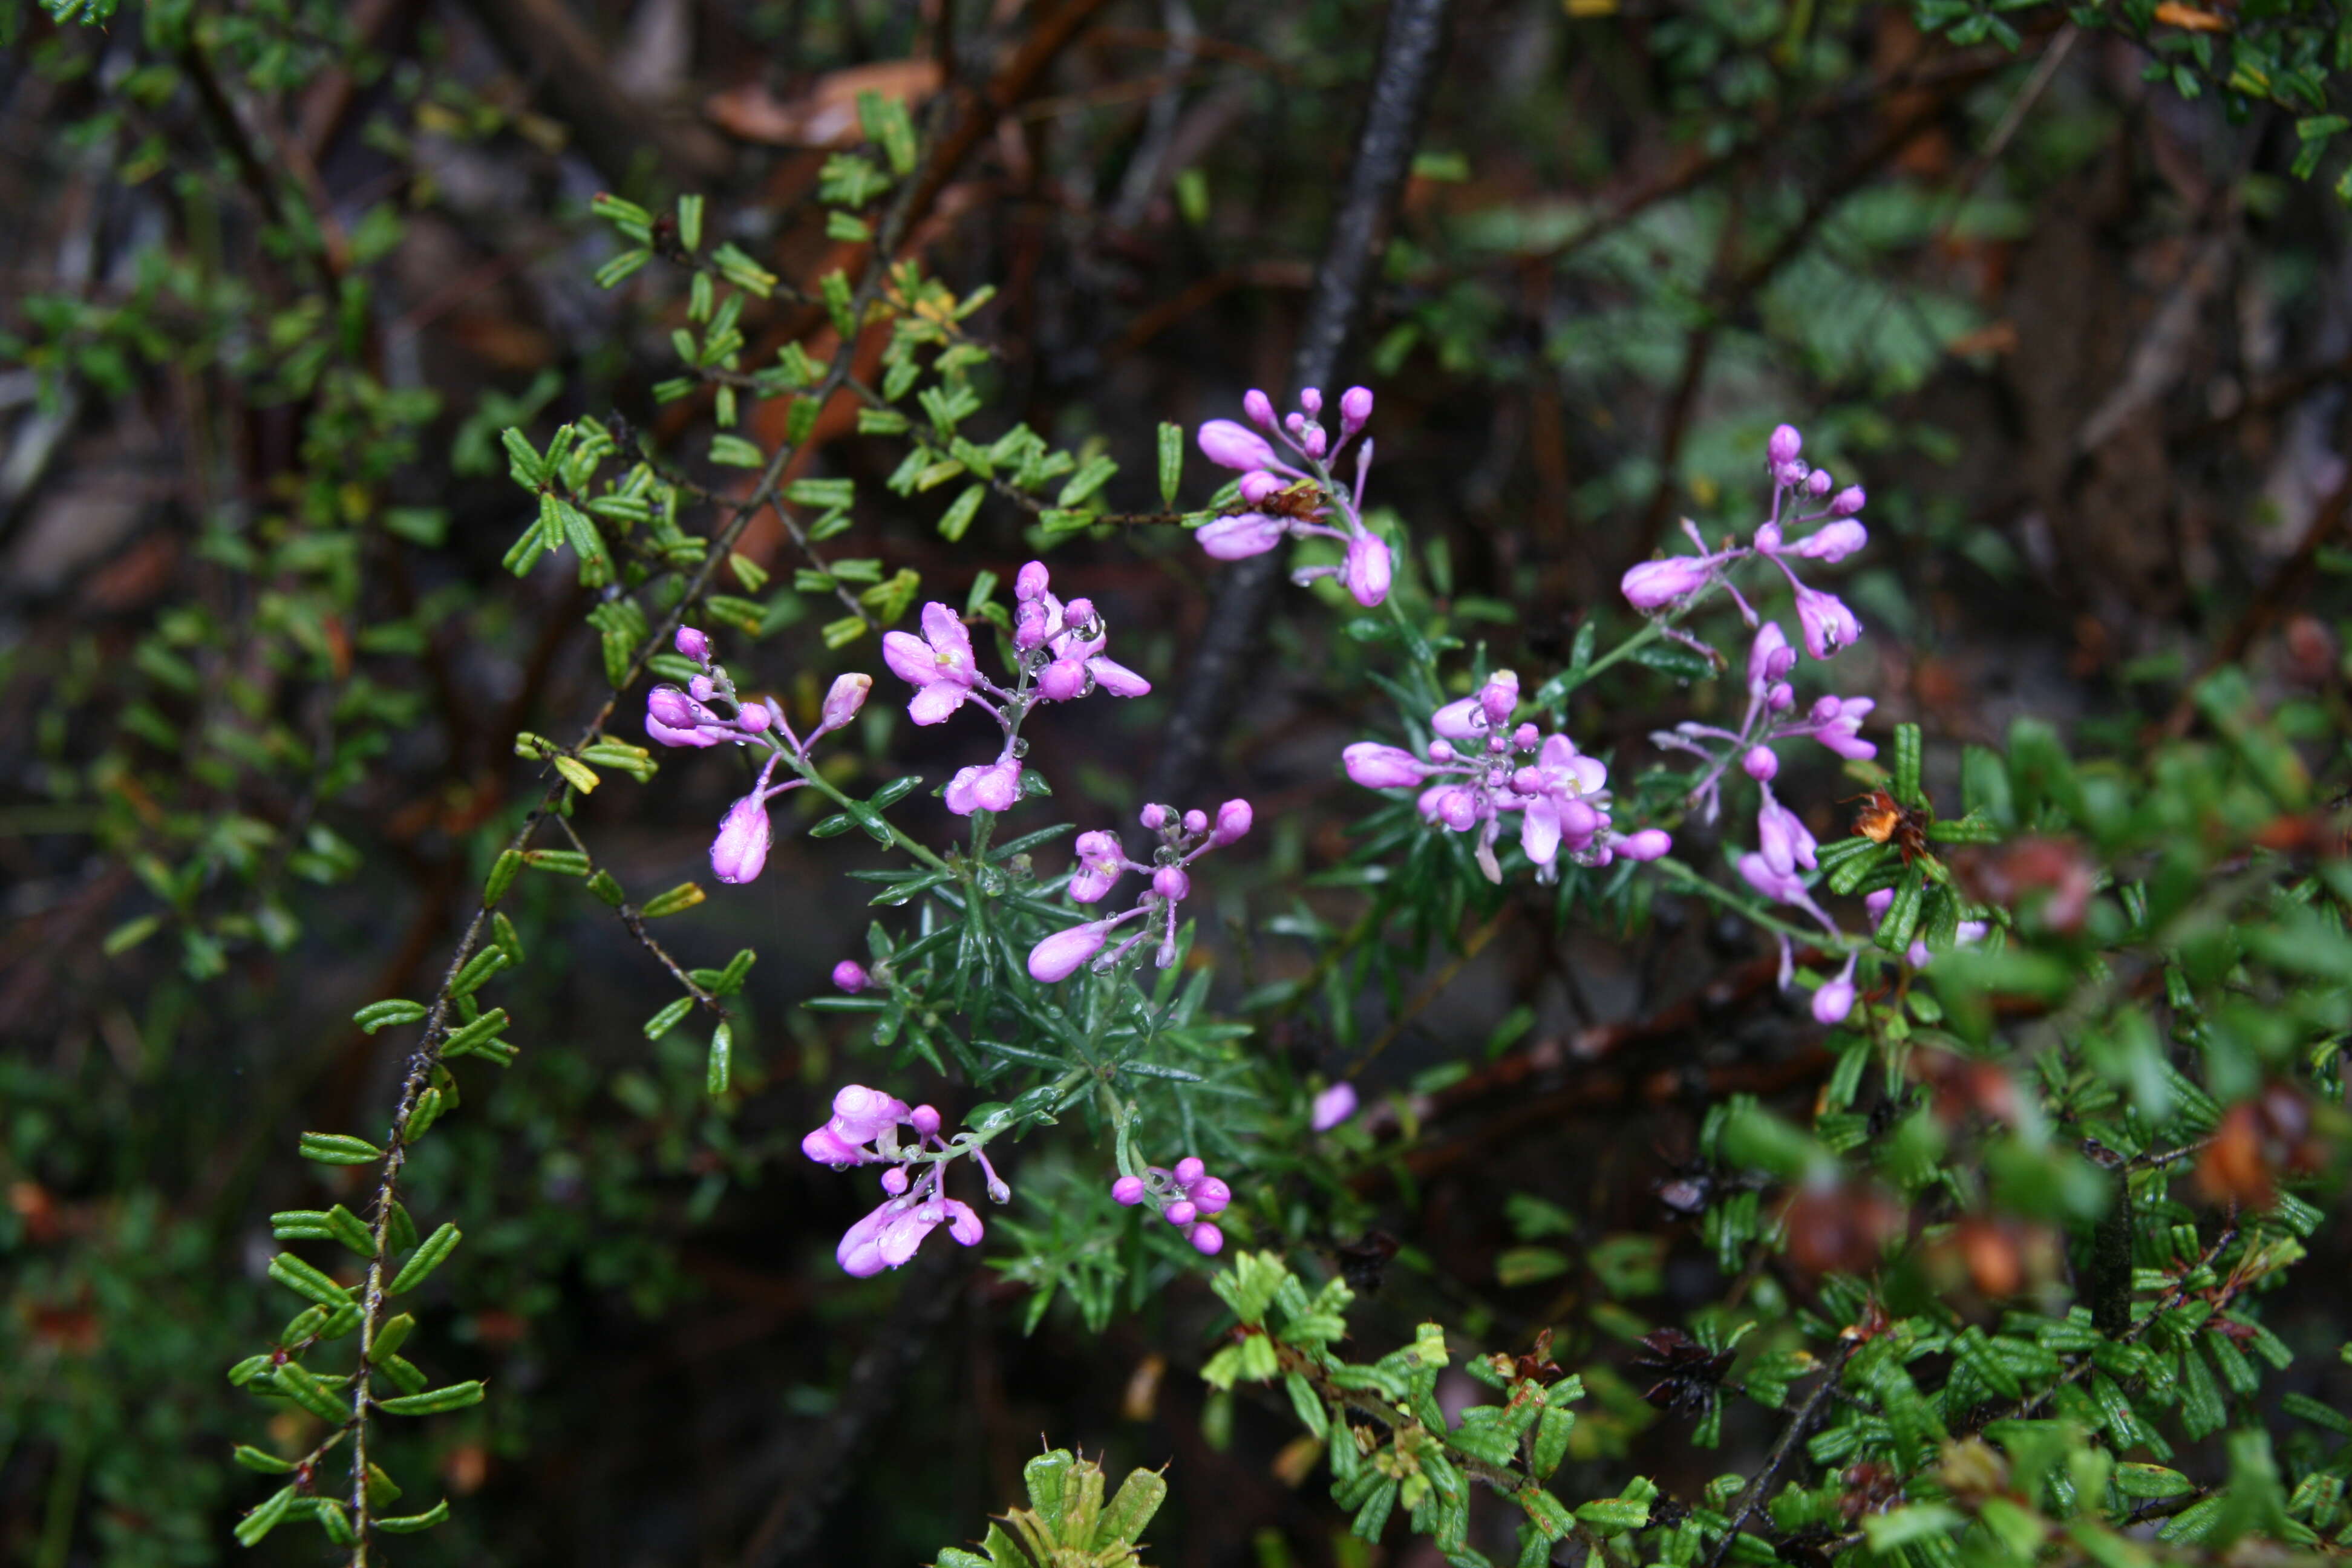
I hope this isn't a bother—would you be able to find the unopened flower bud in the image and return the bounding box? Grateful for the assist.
[1037,659,1086,702]
[1189,1222,1224,1256]
[711,795,772,884]
[1621,555,1711,610]
[1768,682,1794,711]
[1830,485,1866,517]
[1312,1082,1358,1131]
[1015,560,1051,601]
[739,702,771,733]
[1153,866,1191,901]
[1301,423,1328,459]
[1165,1200,1197,1226]
[1618,828,1673,861]
[648,687,700,728]
[1344,743,1427,789]
[1238,470,1284,503]
[1342,532,1393,607]
[1298,387,1322,416]
[1807,469,1833,496]
[832,960,869,993]
[1211,799,1253,845]
[1243,389,1276,428]
[676,626,711,663]
[1183,809,1208,835]
[1812,973,1856,1025]
[820,672,871,730]
[689,675,716,702]
[1028,921,1108,983]
[1743,746,1779,782]
[1768,424,1803,466]
[1112,1175,1146,1205]
[909,1105,941,1136]
[1139,802,1169,830]
[1340,385,1374,433]
[1514,723,1540,750]
[1198,419,1279,472]
[881,1166,910,1194]
[1188,1177,1232,1214]
[1174,1157,1206,1183]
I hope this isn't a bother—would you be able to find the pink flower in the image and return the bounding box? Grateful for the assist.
[1029,921,1108,982]
[1747,623,1795,702]
[881,602,981,725]
[1068,831,1125,903]
[711,795,773,884]
[1312,1082,1358,1131]
[802,1123,869,1166]
[1812,957,1857,1025]
[944,757,1022,816]
[1198,419,1279,472]
[1782,694,1877,761]
[1756,791,1817,877]
[1342,533,1393,607]
[837,1192,984,1277]
[1622,555,1712,610]
[1791,583,1861,659]
[1014,560,1051,601]
[1617,828,1672,861]
[1517,735,1610,868]
[1196,512,1287,560]
[829,1085,911,1142]
[1345,742,1429,789]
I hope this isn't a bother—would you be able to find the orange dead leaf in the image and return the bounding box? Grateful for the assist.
[2152,3,2229,31]
[705,60,942,148]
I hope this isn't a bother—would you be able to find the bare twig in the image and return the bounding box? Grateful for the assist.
[1703,1337,1861,1568]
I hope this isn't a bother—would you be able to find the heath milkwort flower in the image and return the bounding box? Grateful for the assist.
[1311,1082,1359,1131]
[1653,618,1880,826]
[1193,385,1393,607]
[885,561,1149,818]
[1617,422,1868,655]
[1027,799,1252,982]
[1728,791,1866,1022]
[1111,1153,1231,1255]
[803,1085,1008,1276]
[1344,670,1670,884]
[644,626,871,885]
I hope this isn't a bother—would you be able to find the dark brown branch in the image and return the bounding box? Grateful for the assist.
[1703,1337,1861,1568]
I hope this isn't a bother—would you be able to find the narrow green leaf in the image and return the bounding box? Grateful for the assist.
[388,1223,461,1295]
[707,1022,733,1096]
[376,1380,486,1416]
[298,1131,383,1166]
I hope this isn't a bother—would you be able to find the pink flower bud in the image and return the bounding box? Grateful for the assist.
[1481,678,1517,725]
[909,1105,940,1135]
[1301,423,1328,460]
[1514,723,1541,750]
[648,687,700,728]
[676,626,711,662]
[1768,425,1803,466]
[1189,1222,1224,1256]
[802,1125,866,1166]
[1806,469,1833,496]
[1311,1082,1357,1131]
[1164,1200,1197,1226]
[738,702,772,733]
[1812,971,1856,1025]
[820,672,872,730]
[1187,1177,1232,1214]
[1793,520,1866,563]
[1211,799,1253,845]
[881,1165,910,1194]
[1242,389,1276,428]
[1830,485,1866,517]
[1139,803,1169,830]
[1174,1156,1206,1182]
[1342,532,1393,607]
[711,795,772,884]
[1865,889,1895,920]
[1037,659,1086,702]
[1196,512,1287,560]
[1028,921,1108,983]
[1183,809,1208,835]
[1112,1175,1147,1205]
[1434,789,1477,831]
[1340,385,1374,433]
[832,960,869,993]
[1298,387,1322,416]
[1743,746,1779,782]
[1152,866,1191,901]
[1015,560,1051,601]
[1768,681,1795,711]
[1198,419,1279,472]
[1617,828,1673,861]
[1238,471,1285,503]
[1344,743,1428,789]
[689,675,716,701]
[1621,556,1711,610]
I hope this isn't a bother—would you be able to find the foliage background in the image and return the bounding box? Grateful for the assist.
[4,0,2351,1564]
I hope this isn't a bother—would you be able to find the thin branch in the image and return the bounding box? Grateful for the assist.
[1703,1337,1861,1568]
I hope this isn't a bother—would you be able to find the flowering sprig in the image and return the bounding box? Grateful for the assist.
[1111,1155,1232,1256]
[644,626,871,884]
[884,560,1149,816]
[1028,798,1253,981]
[1194,384,1393,607]
[1619,423,1868,660]
[1344,669,1670,884]
[1653,622,1878,825]
[802,1083,1013,1276]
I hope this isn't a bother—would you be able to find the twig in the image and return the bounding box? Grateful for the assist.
[549,814,727,1019]
[1139,0,1452,817]
[454,0,727,187]
[1703,1337,1860,1568]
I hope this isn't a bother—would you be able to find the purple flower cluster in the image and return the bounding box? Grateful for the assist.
[1194,385,1392,607]
[802,1084,1009,1277]
[1111,1154,1230,1256]
[1028,799,1253,982]
[1344,670,1671,884]
[883,561,1149,817]
[1654,622,1878,826]
[1619,423,1868,661]
[644,626,870,885]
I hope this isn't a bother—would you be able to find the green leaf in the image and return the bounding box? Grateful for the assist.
[1157,422,1183,505]
[376,1380,487,1416]
[233,1444,298,1474]
[375,1500,452,1535]
[388,1223,461,1295]
[272,1361,350,1423]
[937,483,985,541]
[707,1021,733,1096]
[234,1486,299,1547]
[1892,722,1924,809]
[298,1131,382,1166]
[643,996,694,1038]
